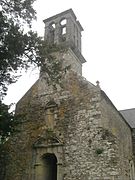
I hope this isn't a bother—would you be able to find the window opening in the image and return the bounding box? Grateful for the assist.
[51,23,56,29]
[62,27,66,35]
[49,22,56,29]
[60,18,67,26]
[59,18,67,41]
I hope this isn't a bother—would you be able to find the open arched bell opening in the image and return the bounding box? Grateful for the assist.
[42,153,57,180]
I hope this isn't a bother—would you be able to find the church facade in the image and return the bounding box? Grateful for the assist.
[5,9,135,180]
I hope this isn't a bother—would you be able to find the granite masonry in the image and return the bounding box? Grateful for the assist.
[4,9,135,180]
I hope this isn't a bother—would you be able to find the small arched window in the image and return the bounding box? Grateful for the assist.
[60,18,67,26]
[62,27,66,35]
[59,18,67,41]
[50,22,56,29]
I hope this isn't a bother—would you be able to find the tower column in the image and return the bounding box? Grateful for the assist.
[54,22,60,44]
[43,9,86,75]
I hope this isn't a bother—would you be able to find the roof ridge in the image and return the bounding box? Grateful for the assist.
[120,108,135,112]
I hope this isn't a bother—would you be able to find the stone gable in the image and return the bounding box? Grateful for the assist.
[4,9,135,180]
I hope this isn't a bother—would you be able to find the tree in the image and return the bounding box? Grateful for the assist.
[0,0,65,143]
[0,1,42,177]
[0,0,42,142]
[0,101,14,144]
[0,0,63,146]
[0,0,42,97]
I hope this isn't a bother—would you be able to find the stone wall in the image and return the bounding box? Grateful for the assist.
[100,91,134,179]
[4,53,134,180]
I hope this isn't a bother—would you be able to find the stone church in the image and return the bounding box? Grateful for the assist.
[5,9,135,180]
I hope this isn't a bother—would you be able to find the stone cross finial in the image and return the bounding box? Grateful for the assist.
[96,80,100,88]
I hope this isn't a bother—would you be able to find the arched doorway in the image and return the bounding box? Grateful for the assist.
[42,153,57,180]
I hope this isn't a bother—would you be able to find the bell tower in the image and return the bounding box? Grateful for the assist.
[43,9,86,75]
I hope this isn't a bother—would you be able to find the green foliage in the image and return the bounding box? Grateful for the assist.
[39,42,71,88]
[0,1,70,176]
[0,0,39,97]
[0,0,41,144]
[0,0,69,145]
[0,1,42,177]
[0,145,8,179]
[0,0,69,97]
[0,0,36,25]
[0,101,15,144]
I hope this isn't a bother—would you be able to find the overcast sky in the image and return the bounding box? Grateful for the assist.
[4,0,135,110]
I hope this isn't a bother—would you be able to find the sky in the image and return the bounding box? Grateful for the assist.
[4,0,135,110]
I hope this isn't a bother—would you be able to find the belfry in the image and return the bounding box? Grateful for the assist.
[43,9,86,75]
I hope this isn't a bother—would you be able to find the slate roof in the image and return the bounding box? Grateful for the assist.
[120,108,135,128]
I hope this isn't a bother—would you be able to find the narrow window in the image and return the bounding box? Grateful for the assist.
[59,18,67,42]
[62,27,66,35]
[51,23,56,29]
